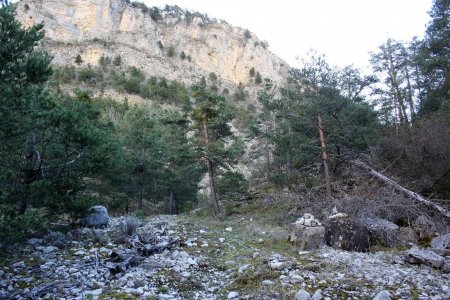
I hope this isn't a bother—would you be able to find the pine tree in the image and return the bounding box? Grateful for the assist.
[189,82,238,216]
[75,54,83,65]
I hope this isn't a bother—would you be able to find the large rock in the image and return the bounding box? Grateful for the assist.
[324,215,370,252]
[362,216,399,246]
[289,224,325,250]
[289,213,324,250]
[404,248,445,269]
[398,227,418,245]
[430,233,450,256]
[80,206,109,227]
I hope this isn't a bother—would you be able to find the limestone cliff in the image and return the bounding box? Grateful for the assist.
[16,0,289,96]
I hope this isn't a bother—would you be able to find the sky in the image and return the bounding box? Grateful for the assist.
[142,0,433,69]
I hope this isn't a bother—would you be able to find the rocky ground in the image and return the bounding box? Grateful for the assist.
[0,214,449,300]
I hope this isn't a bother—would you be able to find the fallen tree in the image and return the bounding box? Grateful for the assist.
[352,160,450,218]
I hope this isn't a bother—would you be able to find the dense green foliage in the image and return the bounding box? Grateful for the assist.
[52,63,190,105]
[188,81,244,215]
[254,55,378,185]
[0,5,116,242]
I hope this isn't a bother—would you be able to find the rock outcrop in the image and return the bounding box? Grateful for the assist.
[16,0,289,98]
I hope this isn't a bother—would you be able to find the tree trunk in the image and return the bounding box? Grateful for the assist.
[203,119,220,216]
[168,191,174,215]
[352,160,450,218]
[404,65,416,120]
[386,40,408,124]
[318,115,332,197]
[265,123,271,180]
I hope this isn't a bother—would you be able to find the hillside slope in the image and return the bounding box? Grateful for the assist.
[16,0,289,97]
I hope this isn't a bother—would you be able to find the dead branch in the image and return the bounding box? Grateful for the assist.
[352,160,450,218]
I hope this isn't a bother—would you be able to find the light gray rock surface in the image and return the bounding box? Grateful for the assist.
[404,248,445,268]
[296,289,311,300]
[373,290,391,300]
[1,215,449,300]
[431,233,450,256]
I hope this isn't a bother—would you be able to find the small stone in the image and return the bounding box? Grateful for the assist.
[74,250,86,256]
[296,217,305,225]
[373,290,391,300]
[225,260,237,266]
[42,246,58,254]
[258,238,264,243]
[228,291,239,299]
[269,261,285,270]
[290,274,304,283]
[304,219,316,227]
[312,289,322,300]
[84,289,102,297]
[262,280,275,286]
[219,238,225,243]
[199,230,206,234]
[12,261,25,268]
[238,264,250,273]
[304,213,314,219]
[296,289,311,300]
[181,271,190,277]
[27,238,42,246]
[225,227,233,232]
[201,242,209,248]
[133,287,144,296]
[252,252,260,259]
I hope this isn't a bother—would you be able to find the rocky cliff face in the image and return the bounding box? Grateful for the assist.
[16,0,289,94]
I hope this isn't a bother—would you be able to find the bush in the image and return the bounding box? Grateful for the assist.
[113,55,122,66]
[123,77,142,94]
[114,217,141,243]
[249,67,255,77]
[255,72,262,84]
[43,231,69,248]
[167,45,175,57]
[99,54,111,67]
[75,54,83,65]
[209,72,218,83]
[234,82,247,101]
[216,171,249,203]
[53,66,76,84]
[149,7,162,22]
[78,66,100,85]
[244,29,251,39]
[0,206,45,244]
[129,66,144,80]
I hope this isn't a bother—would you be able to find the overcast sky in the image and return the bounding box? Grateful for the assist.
[142,0,432,69]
